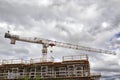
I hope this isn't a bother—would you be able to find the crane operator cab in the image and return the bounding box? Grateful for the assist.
[4,31,18,44]
[5,31,11,38]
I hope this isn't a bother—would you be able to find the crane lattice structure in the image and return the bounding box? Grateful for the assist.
[5,31,116,62]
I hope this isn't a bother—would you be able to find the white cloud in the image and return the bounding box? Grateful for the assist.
[80,4,101,20]
[0,0,120,79]
[102,22,110,28]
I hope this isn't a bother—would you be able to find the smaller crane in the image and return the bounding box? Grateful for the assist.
[5,31,116,62]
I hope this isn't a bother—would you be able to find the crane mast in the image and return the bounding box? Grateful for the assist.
[5,32,116,62]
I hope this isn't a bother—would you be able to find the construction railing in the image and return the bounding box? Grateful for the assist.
[0,55,88,65]
[62,55,88,61]
[0,57,54,65]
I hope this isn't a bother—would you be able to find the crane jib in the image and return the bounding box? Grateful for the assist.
[4,32,116,56]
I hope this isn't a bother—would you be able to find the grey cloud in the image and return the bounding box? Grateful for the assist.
[14,47,29,54]
[0,0,120,79]
[0,0,120,32]
[55,23,71,35]
[0,0,45,28]
[93,66,120,72]
[55,22,95,45]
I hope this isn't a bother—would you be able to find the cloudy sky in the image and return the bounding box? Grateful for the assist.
[0,0,120,79]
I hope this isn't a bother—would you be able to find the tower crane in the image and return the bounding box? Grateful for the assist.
[5,31,116,62]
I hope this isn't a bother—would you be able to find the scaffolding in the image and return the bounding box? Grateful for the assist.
[0,55,101,80]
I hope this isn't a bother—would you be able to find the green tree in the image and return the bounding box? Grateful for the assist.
[24,75,29,80]
[36,74,41,80]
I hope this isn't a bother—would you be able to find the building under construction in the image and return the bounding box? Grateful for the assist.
[0,55,101,80]
[0,31,116,80]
